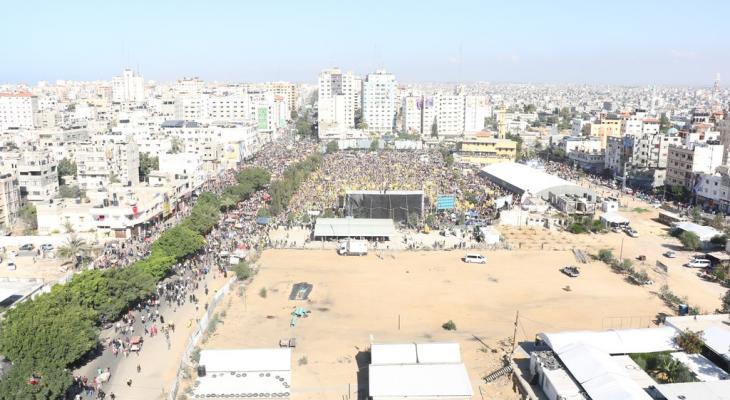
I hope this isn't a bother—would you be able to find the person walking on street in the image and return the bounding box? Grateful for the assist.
[126,379,132,387]
[137,364,141,373]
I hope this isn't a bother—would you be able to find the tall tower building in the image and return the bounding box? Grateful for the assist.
[362,70,397,135]
[112,68,145,103]
[317,68,358,135]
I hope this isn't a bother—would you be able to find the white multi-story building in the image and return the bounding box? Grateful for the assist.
[695,165,730,211]
[0,92,38,130]
[174,95,206,121]
[362,70,397,135]
[111,68,145,103]
[17,150,59,202]
[435,94,465,137]
[174,77,204,95]
[561,137,603,155]
[666,143,724,190]
[75,135,140,190]
[464,95,490,133]
[317,68,358,135]
[206,95,250,121]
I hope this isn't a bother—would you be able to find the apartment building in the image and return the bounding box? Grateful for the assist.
[590,116,622,147]
[362,70,397,135]
[17,150,59,202]
[111,68,145,103]
[694,165,730,211]
[666,143,724,190]
[266,81,299,112]
[317,68,359,135]
[0,162,20,230]
[0,92,38,130]
[75,135,140,190]
[568,150,605,173]
[401,96,422,134]
[435,94,465,137]
[464,95,490,133]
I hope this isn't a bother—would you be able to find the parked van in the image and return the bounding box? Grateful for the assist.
[463,253,487,264]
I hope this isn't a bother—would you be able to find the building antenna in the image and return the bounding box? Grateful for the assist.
[458,43,463,84]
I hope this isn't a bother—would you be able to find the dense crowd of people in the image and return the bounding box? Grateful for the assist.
[72,136,319,399]
[287,149,453,219]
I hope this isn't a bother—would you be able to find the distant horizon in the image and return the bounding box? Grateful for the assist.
[4,74,726,89]
[2,0,729,86]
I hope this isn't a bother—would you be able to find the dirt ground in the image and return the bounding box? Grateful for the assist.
[204,248,673,400]
[500,203,726,313]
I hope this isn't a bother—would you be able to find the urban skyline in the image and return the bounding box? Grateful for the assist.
[2,0,730,85]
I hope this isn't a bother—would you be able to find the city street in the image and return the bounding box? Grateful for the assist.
[73,269,228,400]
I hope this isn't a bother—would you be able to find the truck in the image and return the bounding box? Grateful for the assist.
[337,239,368,256]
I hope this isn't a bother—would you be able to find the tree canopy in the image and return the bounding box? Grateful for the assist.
[57,158,77,185]
[139,152,159,182]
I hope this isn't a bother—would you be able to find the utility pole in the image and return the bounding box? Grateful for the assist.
[619,237,625,260]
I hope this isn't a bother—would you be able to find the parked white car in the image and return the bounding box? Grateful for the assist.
[463,253,487,264]
[686,259,711,268]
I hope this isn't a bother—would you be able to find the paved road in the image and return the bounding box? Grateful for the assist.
[73,269,227,400]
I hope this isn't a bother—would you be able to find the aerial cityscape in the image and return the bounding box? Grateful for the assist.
[1,1,730,400]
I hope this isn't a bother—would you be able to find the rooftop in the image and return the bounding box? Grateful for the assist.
[313,218,396,238]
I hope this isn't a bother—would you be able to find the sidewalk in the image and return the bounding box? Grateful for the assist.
[74,270,228,399]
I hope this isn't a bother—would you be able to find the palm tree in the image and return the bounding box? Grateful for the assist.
[62,220,75,233]
[56,235,91,269]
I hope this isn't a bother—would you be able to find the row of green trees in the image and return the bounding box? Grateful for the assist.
[0,167,271,398]
[268,154,323,216]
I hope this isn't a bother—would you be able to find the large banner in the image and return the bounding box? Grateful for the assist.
[345,191,424,222]
[436,195,456,210]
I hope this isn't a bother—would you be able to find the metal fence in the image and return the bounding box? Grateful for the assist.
[168,277,236,400]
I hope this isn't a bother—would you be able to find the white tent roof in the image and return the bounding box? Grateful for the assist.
[539,327,678,354]
[199,348,291,372]
[369,363,473,398]
[313,218,396,238]
[600,212,629,224]
[481,162,576,195]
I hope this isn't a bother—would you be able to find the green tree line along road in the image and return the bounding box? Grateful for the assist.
[0,166,280,398]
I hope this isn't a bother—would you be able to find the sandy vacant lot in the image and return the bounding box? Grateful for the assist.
[204,248,671,400]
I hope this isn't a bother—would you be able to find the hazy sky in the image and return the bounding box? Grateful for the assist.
[2,0,729,85]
